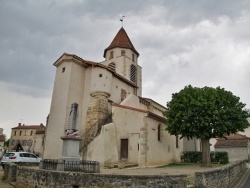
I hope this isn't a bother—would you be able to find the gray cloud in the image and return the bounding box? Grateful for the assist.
[0,0,250,138]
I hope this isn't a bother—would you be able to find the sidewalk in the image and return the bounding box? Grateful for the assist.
[100,165,223,187]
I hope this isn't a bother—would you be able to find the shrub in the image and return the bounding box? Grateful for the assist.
[181,151,228,164]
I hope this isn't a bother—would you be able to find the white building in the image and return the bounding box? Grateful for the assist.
[43,27,183,167]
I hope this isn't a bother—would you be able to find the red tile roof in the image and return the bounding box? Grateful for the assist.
[139,97,167,110]
[215,134,250,148]
[112,102,166,123]
[103,27,139,58]
[12,125,45,130]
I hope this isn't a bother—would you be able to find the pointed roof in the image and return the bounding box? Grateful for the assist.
[104,27,139,57]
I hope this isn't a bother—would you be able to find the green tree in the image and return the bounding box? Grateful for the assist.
[164,85,250,167]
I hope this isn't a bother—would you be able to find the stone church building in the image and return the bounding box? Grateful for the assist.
[43,27,183,167]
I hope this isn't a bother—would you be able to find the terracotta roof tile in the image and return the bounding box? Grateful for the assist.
[112,102,166,123]
[12,125,45,130]
[139,97,167,110]
[104,27,139,57]
[215,134,250,147]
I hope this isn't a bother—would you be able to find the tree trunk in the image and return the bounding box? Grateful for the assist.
[201,138,212,167]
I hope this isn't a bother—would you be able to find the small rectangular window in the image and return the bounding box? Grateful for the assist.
[109,51,114,59]
[121,50,125,56]
[14,131,16,136]
[19,131,22,136]
[25,131,27,136]
[132,54,135,62]
[62,67,65,73]
[30,131,33,136]
[158,125,161,141]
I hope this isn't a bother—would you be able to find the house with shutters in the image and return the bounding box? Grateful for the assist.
[8,123,46,156]
[43,27,183,167]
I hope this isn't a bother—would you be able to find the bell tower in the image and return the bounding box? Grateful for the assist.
[101,27,142,96]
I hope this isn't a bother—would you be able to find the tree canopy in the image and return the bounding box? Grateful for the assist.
[164,85,249,139]
[163,85,250,166]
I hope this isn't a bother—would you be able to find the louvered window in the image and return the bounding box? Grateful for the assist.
[130,65,136,83]
[108,62,116,71]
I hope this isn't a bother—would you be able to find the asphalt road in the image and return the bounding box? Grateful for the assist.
[242,174,250,188]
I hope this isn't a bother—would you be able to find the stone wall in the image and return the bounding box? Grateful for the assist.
[14,167,186,188]
[195,160,246,188]
[4,163,17,183]
[4,161,246,188]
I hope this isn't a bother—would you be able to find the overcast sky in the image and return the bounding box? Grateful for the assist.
[1,0,250,139]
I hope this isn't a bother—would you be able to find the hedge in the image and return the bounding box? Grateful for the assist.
[181,151,229,164]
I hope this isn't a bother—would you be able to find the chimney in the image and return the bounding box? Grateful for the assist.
[40,123,43,126]
[18,123,21,127]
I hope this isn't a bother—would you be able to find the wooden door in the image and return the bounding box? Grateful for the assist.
[120,139,128,160]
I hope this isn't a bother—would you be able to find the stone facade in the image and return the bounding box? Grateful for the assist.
[86,92,110,131]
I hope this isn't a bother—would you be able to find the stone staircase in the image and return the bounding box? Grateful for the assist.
[80,114,112,158]
[187,175,195,188]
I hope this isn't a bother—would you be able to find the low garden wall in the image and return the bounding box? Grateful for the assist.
[10,166,187,188]
[4,160,246,188]
[195,160,247,188]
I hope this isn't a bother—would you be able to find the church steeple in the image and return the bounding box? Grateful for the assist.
[101,27,142,97]
[103,27,139,58]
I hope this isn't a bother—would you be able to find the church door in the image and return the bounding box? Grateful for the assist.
[120,139,128,160]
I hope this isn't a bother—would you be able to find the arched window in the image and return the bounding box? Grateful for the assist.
[130,64,136,83]
[108,62,116,72]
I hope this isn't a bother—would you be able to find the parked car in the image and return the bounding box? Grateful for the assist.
[1,152,41,169]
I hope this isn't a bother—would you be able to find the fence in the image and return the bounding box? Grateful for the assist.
[40,159,100,173]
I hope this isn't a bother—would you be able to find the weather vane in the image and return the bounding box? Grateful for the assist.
[120,16,125,27]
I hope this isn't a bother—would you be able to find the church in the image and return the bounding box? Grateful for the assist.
[43,27,184,167]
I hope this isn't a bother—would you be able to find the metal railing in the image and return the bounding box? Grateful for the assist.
[40,159,58,170]
[81,113,112,139]
[80,113,112,148]
[64,160,99,173]
[41,159,100,173]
